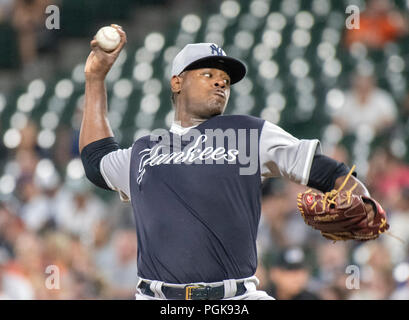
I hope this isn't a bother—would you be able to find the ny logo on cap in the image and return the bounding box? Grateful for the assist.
[210,44,224,56]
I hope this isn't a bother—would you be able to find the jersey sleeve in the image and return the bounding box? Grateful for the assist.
[259,121,321,184]
[99,147,132,202]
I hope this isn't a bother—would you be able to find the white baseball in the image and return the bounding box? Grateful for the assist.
[95,26,121,52]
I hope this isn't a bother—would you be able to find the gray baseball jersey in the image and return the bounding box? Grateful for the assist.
[100,115,320,283]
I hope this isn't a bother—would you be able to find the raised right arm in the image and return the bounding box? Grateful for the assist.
[79,25,131,200]
[79,24,127,152]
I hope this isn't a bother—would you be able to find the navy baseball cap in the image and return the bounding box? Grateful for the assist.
[171,43,247,84]
[276,247,307,270]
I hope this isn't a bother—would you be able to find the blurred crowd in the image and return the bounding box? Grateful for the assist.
[1,0,409,300]
[0,119,139,299]
[0,0,58,78]
[0,177,139,299]
[344,0,408,50]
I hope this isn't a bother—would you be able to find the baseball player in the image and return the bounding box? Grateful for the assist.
[79,25,388,300]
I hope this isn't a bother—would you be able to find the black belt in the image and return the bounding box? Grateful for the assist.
[138,280,247,300]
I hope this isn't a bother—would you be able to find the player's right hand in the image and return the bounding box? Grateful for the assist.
[84,24,127,81]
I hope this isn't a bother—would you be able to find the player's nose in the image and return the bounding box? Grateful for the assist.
[213,78,226,88]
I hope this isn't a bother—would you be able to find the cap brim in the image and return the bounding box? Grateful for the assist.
[279,263,306,270]
[182,56,247,85]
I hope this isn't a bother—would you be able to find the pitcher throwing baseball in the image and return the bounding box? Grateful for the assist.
[79,25,389,300]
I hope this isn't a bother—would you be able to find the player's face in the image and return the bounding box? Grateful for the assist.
[176,68,231,119]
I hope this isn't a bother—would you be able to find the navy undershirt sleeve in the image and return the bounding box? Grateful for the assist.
[80,137,120,190]
[307,154,356,193]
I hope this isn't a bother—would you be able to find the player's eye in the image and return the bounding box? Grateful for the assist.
[223,79,230,85]
[203,72,212,78]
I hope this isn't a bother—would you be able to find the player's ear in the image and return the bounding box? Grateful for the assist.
[170,75,183,94]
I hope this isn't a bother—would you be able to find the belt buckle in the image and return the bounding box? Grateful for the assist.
[185,285,200,300]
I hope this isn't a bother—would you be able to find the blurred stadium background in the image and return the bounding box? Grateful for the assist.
[1,0,409,299]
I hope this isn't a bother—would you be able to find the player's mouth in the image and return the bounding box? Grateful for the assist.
[213,90,226,99]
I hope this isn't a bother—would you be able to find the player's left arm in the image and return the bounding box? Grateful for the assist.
[259,120,388,238]
[259,120,377,221]
[259,120,321,185]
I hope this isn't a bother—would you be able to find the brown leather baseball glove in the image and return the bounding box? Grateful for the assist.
[297,167,389,241]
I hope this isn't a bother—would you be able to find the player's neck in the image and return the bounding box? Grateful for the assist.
[174,108,208,127]
[175,118,207,127]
